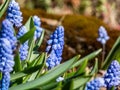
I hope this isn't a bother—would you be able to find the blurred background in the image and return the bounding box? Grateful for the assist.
[17,0,120,30]
[15,0,120,62]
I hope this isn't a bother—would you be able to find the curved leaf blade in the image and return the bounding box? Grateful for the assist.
[9,55,80,90]
[103,36,120,69]
[72,49,102,68]
[0,0,10,18]
[18,17,36,44]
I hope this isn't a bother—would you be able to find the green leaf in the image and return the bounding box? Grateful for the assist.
[10,64,43,81]
[26,37,35,62]
[110,86,115,90]
[72,49,102,68]
[36,82,58,90]
[0,0,10,18]
[25,16,34,31]
[62,80,73,90]
[103,36,120,69]
[9,55,80,90]
[52,82,62,90]
[14,51,22,72]
[65,72,76,79]
[29,53,45,67]
[74,59,88,75]
[0,72,2,80]
[18,17,36,44]
[90,59,98,75]
[35,53,47,79]
[79,86,85,90]
[23,53,46,82]
[72,76,91,89]
[34,30,45,50]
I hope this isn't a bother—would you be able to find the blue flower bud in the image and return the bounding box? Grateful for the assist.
[6,0,23,27]
[33,15,43,40]
[17,26,29,60]
[46,26,64,69]
[86,77,106,90]
[97,26,110,44]
[104,60,120,88]
[0,19,17,50]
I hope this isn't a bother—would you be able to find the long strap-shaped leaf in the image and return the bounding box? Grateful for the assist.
[0,0,9,18]
[102,36,120,69]
[9,55,80,90]
[11,53,46,81]
[18,16,36,44]
[71,49,102,68]
[72,76,91,89]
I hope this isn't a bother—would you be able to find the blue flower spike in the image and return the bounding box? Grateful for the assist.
[0,72,10,90]
[97,26,110,45]
[86,77,106,90]
[17,26,29,60]
[104,60,120,89]
[46,26,64,69]
[0,19,17,50]
[0,38,14,90]
[33,15,43,40]
[6,0,23,27]
[0,38,14,73]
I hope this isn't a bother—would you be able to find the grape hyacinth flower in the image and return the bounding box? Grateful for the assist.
[33,15,43,40]
[97,26,110,45]
[0,72,10,90]
[17,26,29,60]
[97,26,110,68]
[0,38,14,73]
[0,38,14,90]
[6,0,23,27]
[85,77,105,90]
[46,26,64,69]
[104,60,120,89]
[0,19,17,50]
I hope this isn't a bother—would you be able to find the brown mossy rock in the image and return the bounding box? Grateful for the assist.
[1,8,120,61]
[21,8,120,61]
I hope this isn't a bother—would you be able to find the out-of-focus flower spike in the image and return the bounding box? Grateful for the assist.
[33,15,43,40]
[17,26,29,60]
[97,26,110,45]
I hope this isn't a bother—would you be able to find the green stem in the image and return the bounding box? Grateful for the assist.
[101,44,105,68]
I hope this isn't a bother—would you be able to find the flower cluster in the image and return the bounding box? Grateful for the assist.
[0,72,10,90]
[97,26,110,45]
[0,38,14,73]
[104,60,120,89]
[85,77,105,90]
[17,26,29,60]
[33,15,43,40]
[0,38,14,90]
[46,26,64,69]
[86,60,120,89]
[6,0,23,27]
[0,19,17,50]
